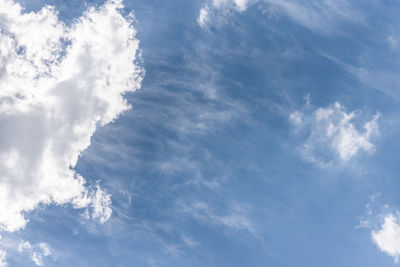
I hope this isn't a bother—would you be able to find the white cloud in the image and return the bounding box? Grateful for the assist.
[372,214,400,262]
[324,54,400,102]
[289,110,302,126]
[197,6,211,27]
[290,103,379,164]
[91,184,112,223]
[180,202,255,234]
[198,0,362,33]
[197,0,253,27]
[182,236,198,248]
[0,0,143,231]
[0,250,5,267]
[31,243,51,266]
[262,0,362,33]
[18,241,51,266]
[17,241,31,252]
[210,0,253,11]
[31,252,43,266]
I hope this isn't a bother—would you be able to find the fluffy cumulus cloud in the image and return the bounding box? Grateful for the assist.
[372,214,400,262]
[0,0,143,232]
[197,0,362,32]
[290,103,379,165]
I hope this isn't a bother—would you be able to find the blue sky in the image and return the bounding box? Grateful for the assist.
[2,0,400,266]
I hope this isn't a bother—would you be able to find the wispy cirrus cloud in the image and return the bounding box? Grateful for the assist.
[197,0,363,33]
[0,235,53,267]
[178,201,256,236]
[323,54,400,103]
[0,249,5,267]
[18,241,52,266]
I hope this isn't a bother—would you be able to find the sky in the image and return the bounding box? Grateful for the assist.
[1,0,400,266]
